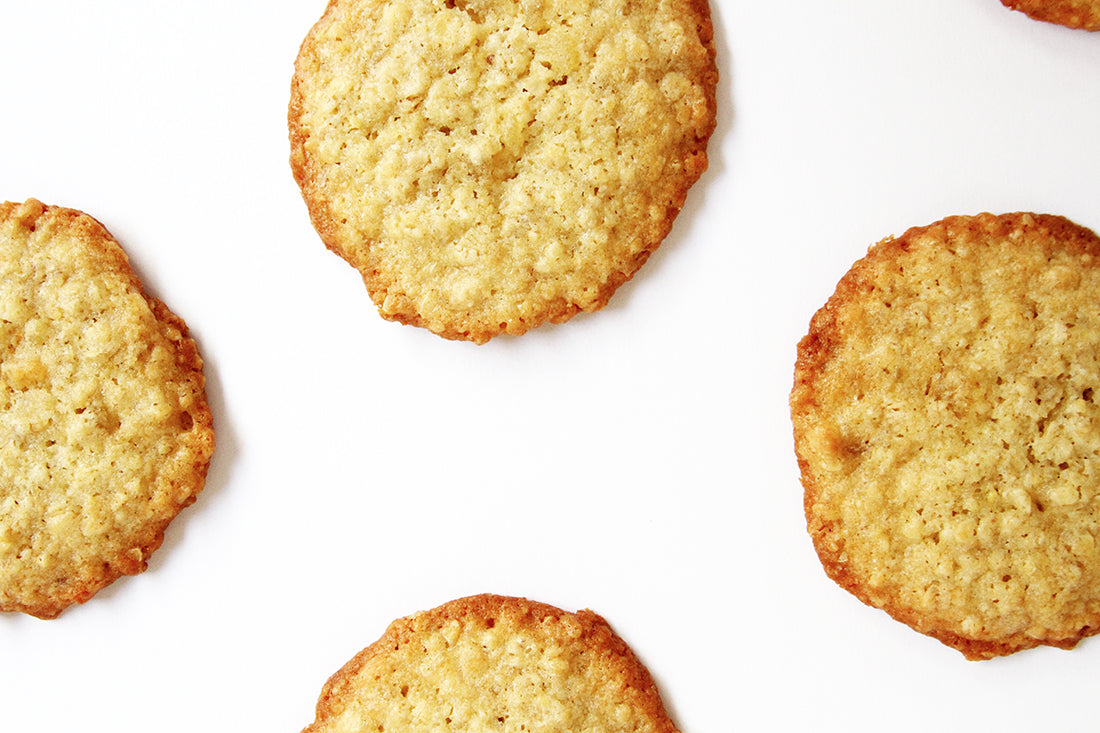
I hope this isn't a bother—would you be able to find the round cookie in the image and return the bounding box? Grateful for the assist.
[792,213,1100,660]
[1000,0,1100,30]
[0,199,214,619]
[289,0,718,343]
[302,594,679,733]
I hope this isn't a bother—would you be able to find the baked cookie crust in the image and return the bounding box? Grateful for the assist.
[1001,0,1100,30]
[302,594,679,733]
[792,213,1100,659]
[0,199,214,619]
[289,0,718,343]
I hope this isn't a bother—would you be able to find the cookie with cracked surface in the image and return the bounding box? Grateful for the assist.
[289,0,717,343]
[0,199,214,619]
[792,213,1100,660]
[1001,0,1100,29]
[302,594,679,733]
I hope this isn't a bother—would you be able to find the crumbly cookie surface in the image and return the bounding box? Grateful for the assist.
[1001,0,1100,29]
[0,199,214,619]
[289,0,717,343]
[792,213,1100,660]
[303,594,679,733]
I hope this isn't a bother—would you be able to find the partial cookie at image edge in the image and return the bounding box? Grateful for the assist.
[1000,0,1100,30]
[302,594,680,733]
[0,199,215,619]
[288,0,719,343]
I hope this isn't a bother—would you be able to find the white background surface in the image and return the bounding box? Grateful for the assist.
[2,1,1099,730]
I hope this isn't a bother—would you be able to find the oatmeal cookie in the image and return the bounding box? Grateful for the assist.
[792,213,1100,659]
[289,0,717,343]
[0,199,214,619]
[303,594,679,732]
[1001,0,1100,30]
